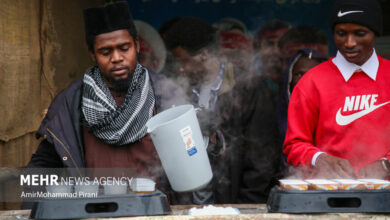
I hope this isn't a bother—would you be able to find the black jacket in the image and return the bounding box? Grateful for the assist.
[215,75,282,203]
[28,77,84,175]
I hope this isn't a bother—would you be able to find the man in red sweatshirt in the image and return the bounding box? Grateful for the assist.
[283,0,390,179]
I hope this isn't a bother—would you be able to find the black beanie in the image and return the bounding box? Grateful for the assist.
[331,0,382,36]
[83,1,137,43]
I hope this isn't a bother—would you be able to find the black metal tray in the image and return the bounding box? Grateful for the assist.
[267,186,390,213]
[30,190,171,219]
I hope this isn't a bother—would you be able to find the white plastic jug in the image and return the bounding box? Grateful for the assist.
[146,105,213,192]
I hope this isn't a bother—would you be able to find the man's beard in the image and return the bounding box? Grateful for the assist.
[106,75,132,93]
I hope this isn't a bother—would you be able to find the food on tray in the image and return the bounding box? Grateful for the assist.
[358,179,390,190]
[331,179,368,190]
[305,179,338,190]
[279,179,308,190]
[278,178,390,191]
[130,178,156,193]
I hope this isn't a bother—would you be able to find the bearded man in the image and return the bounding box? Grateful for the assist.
[26,2,185,184]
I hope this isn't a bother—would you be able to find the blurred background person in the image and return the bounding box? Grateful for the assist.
[158,17,182,42]
[278,48,328,143]
[252,19,291,94]
[134,20,188,110]
[164,16,282,205]
[216,67,283,203]
[210,19,284,204]
[287,49,328,96]
[134,20,166,73]
[213,17,248,35]
[278,25,329,73]
[250,20,291,146]
[213,18,254,81]
[163,16,235,205]
[276,25,329,141]
[158,17,183,79]
[164,16,235,111]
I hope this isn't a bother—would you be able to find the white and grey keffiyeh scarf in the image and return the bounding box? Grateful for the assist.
[81,64,155,145]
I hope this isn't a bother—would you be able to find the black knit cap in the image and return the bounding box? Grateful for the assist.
[331,0,383,36]
[83,1,137,44]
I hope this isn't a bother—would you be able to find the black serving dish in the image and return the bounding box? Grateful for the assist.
[30,190,171,219]
[267,186,390,213]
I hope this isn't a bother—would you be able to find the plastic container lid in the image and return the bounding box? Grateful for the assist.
[130,178,156,192]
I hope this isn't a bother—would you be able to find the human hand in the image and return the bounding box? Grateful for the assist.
[206,130,226,158]
[315,154,356,179]
[210,132,217,145]
[358,160,389,179]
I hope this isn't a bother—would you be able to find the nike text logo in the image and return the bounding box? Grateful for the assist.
[336,101,390,126]
[338,10,364,17]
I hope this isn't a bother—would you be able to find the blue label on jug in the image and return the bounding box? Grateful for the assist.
[180,126,198,157]
[187,147,197,156]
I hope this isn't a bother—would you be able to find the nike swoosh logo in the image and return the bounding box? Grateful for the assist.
[336,101,390,126]
[338,10,364,17]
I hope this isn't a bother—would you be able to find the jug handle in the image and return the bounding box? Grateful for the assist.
[203,136,209,149]
[195,108,209,149]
